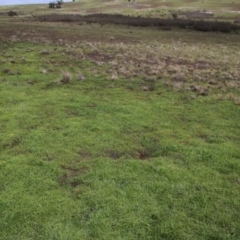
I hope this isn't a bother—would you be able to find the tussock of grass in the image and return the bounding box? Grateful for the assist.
[61,71,72,83]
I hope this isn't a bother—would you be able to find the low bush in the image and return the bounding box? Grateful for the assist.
[37,13,240,33]
[8,11,17,17]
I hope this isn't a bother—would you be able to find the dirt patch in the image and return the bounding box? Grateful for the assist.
[162,57,213,70]
[86,51,114,62]
[104,150,125,160]
[136,150,150,160]
[59,165,87,187]
[180,11,214,19]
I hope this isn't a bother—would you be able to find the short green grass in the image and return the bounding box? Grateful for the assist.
[0,2,240,239]
[1,42,240,239]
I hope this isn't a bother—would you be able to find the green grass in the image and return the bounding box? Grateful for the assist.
[0,3,240,239]
[1,41,240,239]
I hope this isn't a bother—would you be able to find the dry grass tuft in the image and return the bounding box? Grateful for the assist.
[40,49,50,55]
[167,65,180,74]
[173,72,186,82]
[172,81,184,90]
[78,72,86,81]
[41,69,47,74]
[193,85,209,96]
[234,97,240,105]
[224,80,239,89]
[144,76,157,83]
[61,71,72,84]
[142,86,149,91]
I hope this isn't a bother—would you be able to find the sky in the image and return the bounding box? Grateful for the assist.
[0,0,70,5]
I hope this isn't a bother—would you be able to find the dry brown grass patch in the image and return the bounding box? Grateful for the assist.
[61,71,72,84]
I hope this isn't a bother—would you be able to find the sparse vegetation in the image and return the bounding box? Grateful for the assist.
[37,13,240,33]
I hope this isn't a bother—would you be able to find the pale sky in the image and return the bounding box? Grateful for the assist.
[0,0,71,5]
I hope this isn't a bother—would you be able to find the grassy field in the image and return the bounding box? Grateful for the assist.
[1,0,240,19]
[0,1,240,239]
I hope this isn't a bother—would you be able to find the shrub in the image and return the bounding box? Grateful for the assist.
[8,11,17,17]
[49,0,63,8]
[49,2,55,8]
[171,13,178,19]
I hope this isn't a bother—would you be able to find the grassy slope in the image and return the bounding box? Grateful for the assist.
[0,1,240,239]
[1,0,240,15]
